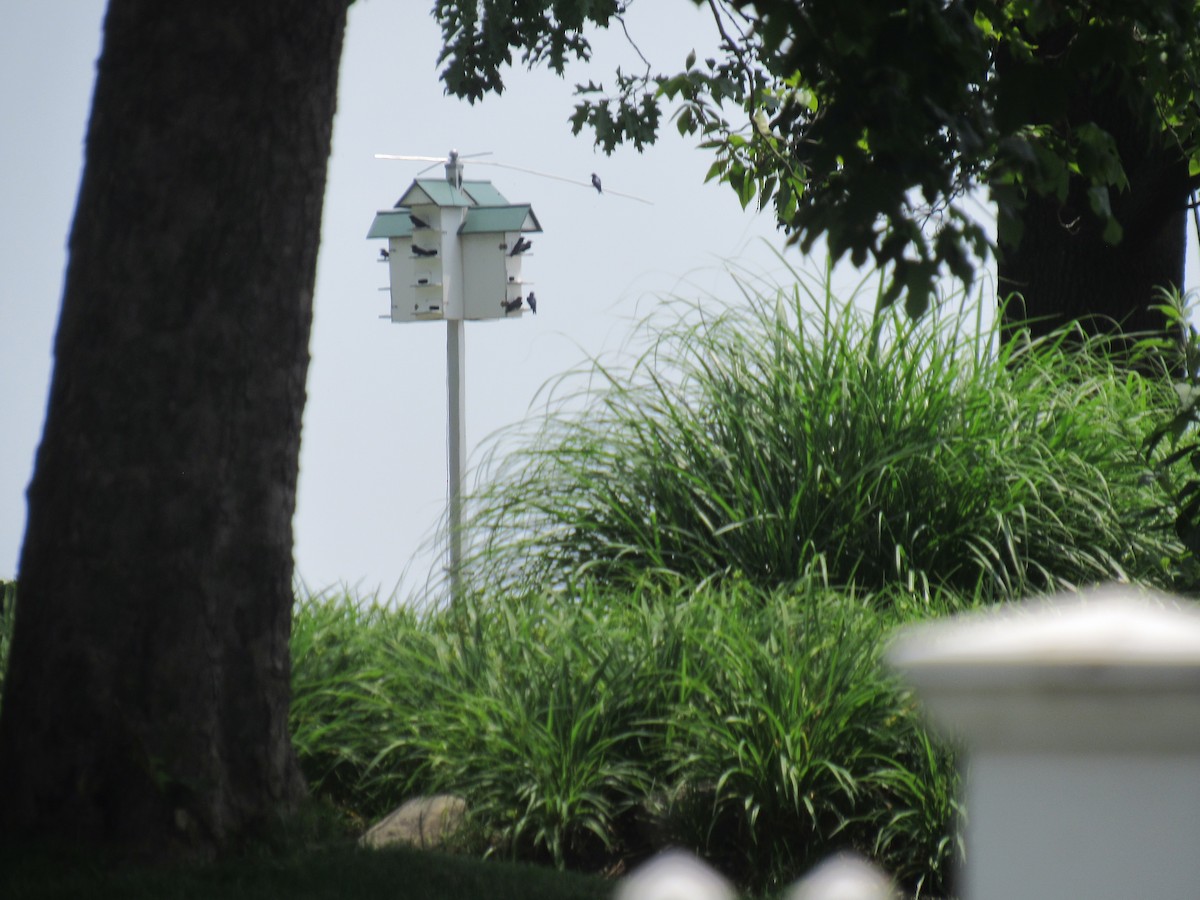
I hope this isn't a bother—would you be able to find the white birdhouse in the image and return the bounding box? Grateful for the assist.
[367,169,541,323]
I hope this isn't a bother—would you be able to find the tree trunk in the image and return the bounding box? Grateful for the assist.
[0,0,349,859]
[998,146,1189,348]
[996,40,1192,350]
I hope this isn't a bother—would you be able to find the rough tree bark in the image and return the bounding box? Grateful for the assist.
[0,0,350,858]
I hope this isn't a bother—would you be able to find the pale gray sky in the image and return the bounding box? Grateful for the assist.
[2,3,1194,600]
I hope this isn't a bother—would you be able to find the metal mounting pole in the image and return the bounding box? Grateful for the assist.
[447,318,466,604]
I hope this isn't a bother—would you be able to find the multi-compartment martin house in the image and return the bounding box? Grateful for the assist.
[367,154,542,322]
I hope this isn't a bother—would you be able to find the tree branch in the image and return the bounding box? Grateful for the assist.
[615,12,652,77]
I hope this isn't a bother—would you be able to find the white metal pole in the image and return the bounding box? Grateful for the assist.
[447,318,466,604]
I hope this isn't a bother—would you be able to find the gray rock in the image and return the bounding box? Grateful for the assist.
[360,794,468,850]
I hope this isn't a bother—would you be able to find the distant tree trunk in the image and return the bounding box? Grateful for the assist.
[0,0,350,859]
[996,40,1193,349]
[998,144,1189,347]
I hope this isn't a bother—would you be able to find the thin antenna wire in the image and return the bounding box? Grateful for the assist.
[374,153,653,205]
[472,159,653,205]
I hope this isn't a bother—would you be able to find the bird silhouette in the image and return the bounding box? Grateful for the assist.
[509,237,531,256]
[591,173,602,193]
[379,248,389,260]
[502,296,523,314]
[409,213,431,229]
[527,291,537,314]
[412,245,438,257]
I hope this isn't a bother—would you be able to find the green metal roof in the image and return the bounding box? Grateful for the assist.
[459,204,542,235]
[396,179,513,209]
[366,209,413,239]
[460,181,511,206]
[371,178,540,240]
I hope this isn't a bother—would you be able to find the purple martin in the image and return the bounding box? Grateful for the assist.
[412,245,438,257]
[502,296,523,314]
[509,237,531,256]
[526,291,537,314]
[379,248,389,260]
[409,213,431,229]
[591,173,602,193]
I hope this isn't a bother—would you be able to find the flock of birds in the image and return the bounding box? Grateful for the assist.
[375,172,607,318]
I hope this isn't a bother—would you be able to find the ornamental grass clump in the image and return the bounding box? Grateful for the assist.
[459,267,1180,602]
[291,578,965,895]
[397,588,658,870]
[629,579,963,894]
[289,588,433,825]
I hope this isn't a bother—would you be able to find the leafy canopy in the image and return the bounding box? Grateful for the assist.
[435,0,1200,315]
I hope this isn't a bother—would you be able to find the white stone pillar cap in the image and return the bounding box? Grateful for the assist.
[886,583,1200,751]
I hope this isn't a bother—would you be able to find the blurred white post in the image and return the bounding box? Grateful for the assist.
[785,853,896,900]
[615,850,733,900]
[446,319,465,604]
[616,849,896,900]
[888,583,1200,899]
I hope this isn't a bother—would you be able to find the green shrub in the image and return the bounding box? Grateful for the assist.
[292,580,963,895]
[401,589,657,869]
[622,580,963,893]
[459,270,1180,602]
[289,588,433,826]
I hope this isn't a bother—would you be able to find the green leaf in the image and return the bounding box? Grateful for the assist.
[675,107,692,136]
[1087,186,1123,244]
[1074,122,1127,189]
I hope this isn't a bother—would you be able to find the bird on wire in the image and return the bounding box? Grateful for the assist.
[591,173,602,193]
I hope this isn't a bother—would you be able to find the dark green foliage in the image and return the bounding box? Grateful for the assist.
[435,0,627,103]
[434,0,1200,316]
